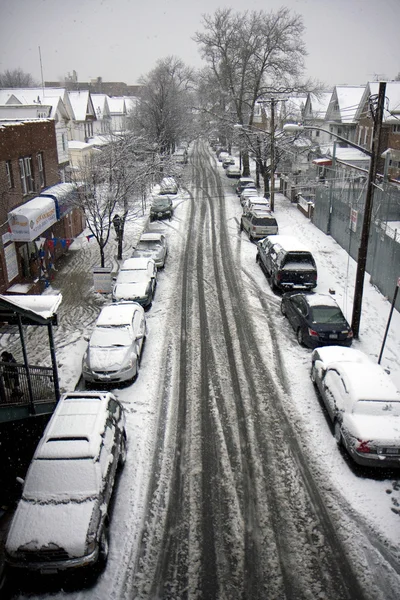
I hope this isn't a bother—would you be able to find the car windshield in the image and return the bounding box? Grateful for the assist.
[136,241,162,249]
[152,198,171,208]
[117,270,149,283]
[311,306,347,325]
[23,459,100,502]
[90,325,132,347]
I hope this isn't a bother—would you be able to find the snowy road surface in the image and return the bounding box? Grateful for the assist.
[5,140,400,599]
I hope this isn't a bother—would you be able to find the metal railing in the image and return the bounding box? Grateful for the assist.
[0,361,55,409]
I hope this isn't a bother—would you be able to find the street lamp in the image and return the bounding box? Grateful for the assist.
[283,81,386,339]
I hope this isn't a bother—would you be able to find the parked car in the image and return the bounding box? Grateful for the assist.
[150,195,173,222]
[239,187,259,204]
[218,151,230,163]
[222,156,235,168]
[236,177,257,196]
[5,391,126,574]
[226,164,242,178]
[132,232,167,268]
[112,257,157,308]
[281,292,353,348]
[242,195,270,212]
[82,302,146,385]
[310,346,400,468]
[256,235,317,291]
[159,176,178,195]
[240,211,278,241]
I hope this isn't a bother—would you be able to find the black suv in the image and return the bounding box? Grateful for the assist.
[150,196,173,221]
[256,235,317,291]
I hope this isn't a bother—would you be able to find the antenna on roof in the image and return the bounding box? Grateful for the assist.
[38,45,45,97]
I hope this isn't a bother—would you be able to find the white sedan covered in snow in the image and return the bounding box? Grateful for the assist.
[112,257,157,308]
[311,346,400,468]
[82,302,147,385]
[131,232,167,269]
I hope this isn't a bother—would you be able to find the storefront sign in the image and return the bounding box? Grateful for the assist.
[8,197,57,242]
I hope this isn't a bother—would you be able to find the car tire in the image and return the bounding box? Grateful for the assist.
[280,301,286,316]
[99,521,110,568]
[334,421,342,446]
[118,434,127,468]
[239,221,243,232]
[297,328,304,346]
[310,364,317,383]
[256,253,260,263]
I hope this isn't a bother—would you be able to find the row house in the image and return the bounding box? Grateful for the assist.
[354,81,400,180]
[0,88,71,181]
[0,119,85,295]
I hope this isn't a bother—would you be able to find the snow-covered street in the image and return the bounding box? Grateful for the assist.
[4,140,400,599]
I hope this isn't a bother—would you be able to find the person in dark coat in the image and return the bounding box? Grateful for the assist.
[1,351,20,393]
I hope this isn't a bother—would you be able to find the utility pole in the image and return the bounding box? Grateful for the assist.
[351,81,386,338]
[270,98,276,212]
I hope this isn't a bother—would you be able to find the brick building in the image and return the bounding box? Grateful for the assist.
[0,119,85,294]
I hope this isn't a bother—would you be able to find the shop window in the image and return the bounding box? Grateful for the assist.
[37,152,45,188]
[5,161,14,189]
[19,157,34,195]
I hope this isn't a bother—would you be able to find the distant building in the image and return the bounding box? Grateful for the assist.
[45,75,142,97]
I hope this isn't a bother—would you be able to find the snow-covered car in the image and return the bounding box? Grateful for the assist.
[242,195,270,211]
[236,177,257,195]
[281,293,353,348]
[150,195,174,222]
[222,156,235,168]
[159,176,178,195]
[239,186,259,204]
[311,346,400,468]
[82,302,146,385]
[5,392,126,574]
[132,232,167,269]
[112,257,157,308]
[226,164,241,178]
[240,210,278,241]
[218,151,229,163]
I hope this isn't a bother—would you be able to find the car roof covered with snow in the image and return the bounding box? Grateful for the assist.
[328,361,400,404]
[95,302,141,327]
[267,235,312,252]
[311,346,372,366]
[120,257,156,271]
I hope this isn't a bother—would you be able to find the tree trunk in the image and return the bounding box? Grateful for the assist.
[242,150,250,177]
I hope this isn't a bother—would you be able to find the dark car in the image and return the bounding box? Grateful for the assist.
[256,235,317,292]
[281,292,353,348]
[150,196,173,221]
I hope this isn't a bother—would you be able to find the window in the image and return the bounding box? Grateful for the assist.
[364,128,368,146]
[37,152,45,188]
[19,156,34,195]
[357,126,363,146]
[84,122,93,140]
[392,124,400,134]
[61,133,67,152]
[5,161,14,189]
[315,130,320,138]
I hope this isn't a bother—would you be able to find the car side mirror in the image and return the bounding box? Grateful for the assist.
[84,335,89,342]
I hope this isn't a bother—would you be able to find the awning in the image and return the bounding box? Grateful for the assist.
[8,197,57,242]
[312,158,332,166]
[0,293,62,325]
[40,182,78,219]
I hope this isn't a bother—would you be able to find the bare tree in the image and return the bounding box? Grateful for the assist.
[130,56,196,155]
[194,8,319,176]
[0,68,38,88]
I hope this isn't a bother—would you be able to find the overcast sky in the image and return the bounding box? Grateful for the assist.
[1,0,399,89]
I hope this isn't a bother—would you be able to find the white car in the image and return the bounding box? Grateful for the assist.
[112,257,157,308]
[82,302,146,385]
[5,392,126,574]
[159,176,178,195]
[311,346,400,468]
[239,187,259,205]
[132,232,167,269]
[242,196,270,212]
[226,164,241,178]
